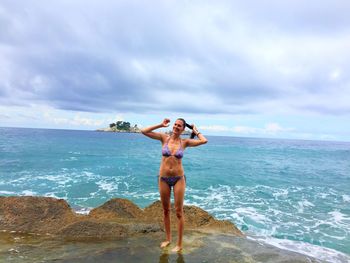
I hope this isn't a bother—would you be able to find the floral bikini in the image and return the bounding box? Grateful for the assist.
[160,137,186,188]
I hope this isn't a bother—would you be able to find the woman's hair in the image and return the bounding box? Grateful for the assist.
[177,118,196,139]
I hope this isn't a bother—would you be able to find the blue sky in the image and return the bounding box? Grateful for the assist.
[1,0,350,141]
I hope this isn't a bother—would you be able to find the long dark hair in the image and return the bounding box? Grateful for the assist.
[177,118,196,139]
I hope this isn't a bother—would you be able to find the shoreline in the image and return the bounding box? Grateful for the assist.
[96,128,141,133]
[71,206,350,263]
[0,231,327,263]
[1,196,349,262]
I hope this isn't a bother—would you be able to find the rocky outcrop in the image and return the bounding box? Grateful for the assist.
[143,201,242,235]
[0,196,77,234]
[0,196,243,239]
[89,198,143,220]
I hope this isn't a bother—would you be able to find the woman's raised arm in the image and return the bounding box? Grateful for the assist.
[185,124,208,147]
[141,118,170,141]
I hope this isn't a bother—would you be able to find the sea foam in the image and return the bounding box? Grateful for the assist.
[249,235,350,263]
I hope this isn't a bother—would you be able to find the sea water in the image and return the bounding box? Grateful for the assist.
[0,127,349,262]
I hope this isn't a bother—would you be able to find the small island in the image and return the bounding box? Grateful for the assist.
[96,121,141,133]
[97,121,193,136]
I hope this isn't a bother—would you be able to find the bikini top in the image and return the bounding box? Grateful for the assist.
[162,137,184,159]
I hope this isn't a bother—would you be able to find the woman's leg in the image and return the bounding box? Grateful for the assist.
[172,176,186,252]
[159,177,171,247]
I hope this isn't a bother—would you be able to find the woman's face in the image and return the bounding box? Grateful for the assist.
[173,119,185,134]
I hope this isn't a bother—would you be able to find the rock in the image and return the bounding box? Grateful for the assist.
[127,223,162,234]
[0,196,78,234]
[96,128,114,132]
[143,201,243,236]
[89,198,143,220]
[57,220,128,239]
[0,196,243,239]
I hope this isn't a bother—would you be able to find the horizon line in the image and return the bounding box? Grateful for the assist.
[1,125,349,144]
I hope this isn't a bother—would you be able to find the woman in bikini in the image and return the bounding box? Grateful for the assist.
[141,118,208,252]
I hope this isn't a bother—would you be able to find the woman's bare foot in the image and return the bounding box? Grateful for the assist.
[171,245,182,253]
[160,240,171,248]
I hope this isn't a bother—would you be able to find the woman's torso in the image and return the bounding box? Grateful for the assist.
[159,136,185,177]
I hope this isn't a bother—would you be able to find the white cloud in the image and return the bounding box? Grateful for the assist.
[71,115,104,126]
[232,126,258,134]
[44,112,109,127]
[200,122,293,136]
[1,0,350,140]
[199,125,230,132]
[114,115,125,122]
[1,0,350,116]
[263,123,293,135]
[329,68,341,81]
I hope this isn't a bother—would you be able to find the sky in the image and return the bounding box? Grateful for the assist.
[1,0,350,141]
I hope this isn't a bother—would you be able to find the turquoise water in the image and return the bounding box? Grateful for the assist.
[1,127,350,262]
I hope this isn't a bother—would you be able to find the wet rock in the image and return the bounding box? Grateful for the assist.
[127,223,162,234]
[143,200,243,236]
[0,196,243,239]
[57,220,128,239]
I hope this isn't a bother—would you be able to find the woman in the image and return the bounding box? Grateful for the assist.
[141,118,208,252]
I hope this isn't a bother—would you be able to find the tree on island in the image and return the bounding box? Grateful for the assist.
[116,121,131,131]
[99,121,140,132]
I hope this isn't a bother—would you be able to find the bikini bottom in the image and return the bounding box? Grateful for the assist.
[159,175,186,188]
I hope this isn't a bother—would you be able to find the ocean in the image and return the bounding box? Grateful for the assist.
[1,127,350,262]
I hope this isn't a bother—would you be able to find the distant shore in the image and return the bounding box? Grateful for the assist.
[96,121,141,133]
[96,121,192,135]
[96,127,141,133]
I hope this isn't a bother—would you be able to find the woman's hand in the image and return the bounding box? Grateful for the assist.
[141,120,170,141]
[192,124,199,135]
[161,118,171,128]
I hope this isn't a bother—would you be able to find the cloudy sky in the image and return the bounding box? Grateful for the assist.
[1,0,350,141]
